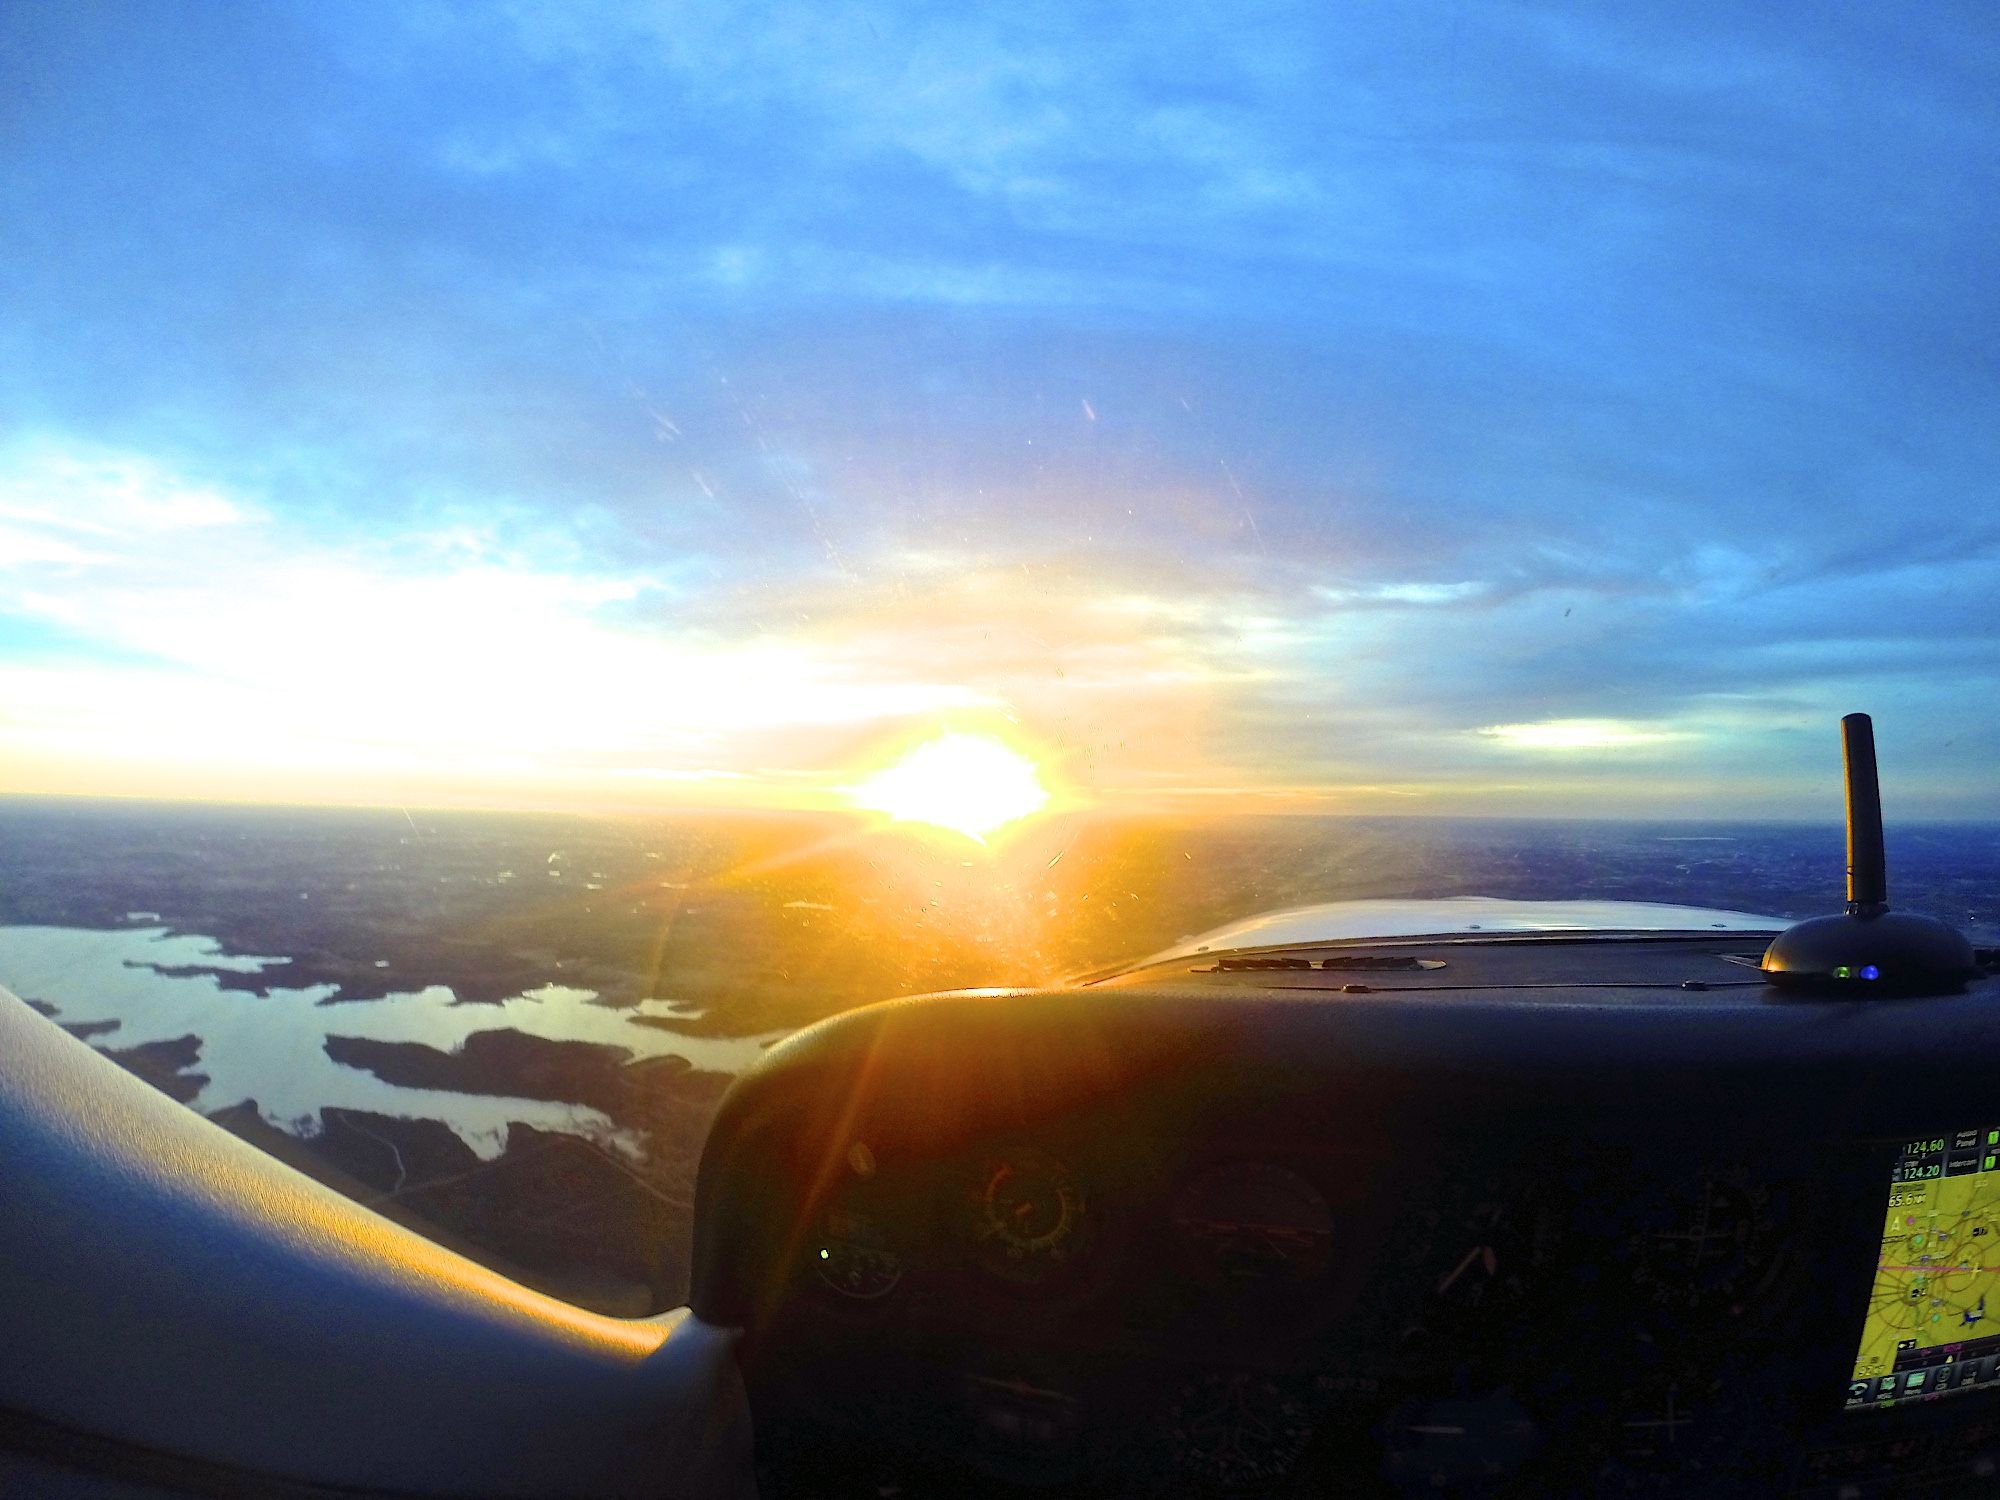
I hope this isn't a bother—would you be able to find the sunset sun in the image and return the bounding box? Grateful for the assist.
[849,733,1051,841]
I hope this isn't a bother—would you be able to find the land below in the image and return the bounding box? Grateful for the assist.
[3,796,1994,1310]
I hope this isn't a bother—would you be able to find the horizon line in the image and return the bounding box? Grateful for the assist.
[4,787,1997,828]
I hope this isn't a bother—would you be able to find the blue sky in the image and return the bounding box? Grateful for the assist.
[2,2,1997,816]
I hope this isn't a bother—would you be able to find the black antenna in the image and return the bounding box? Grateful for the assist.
[1762,712,1974,995]
[1842,712,1887,914]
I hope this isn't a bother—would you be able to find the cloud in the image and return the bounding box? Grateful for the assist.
[0,444,1002,792]
[1478,720,1684,751]
[0,444,253,536]
[1,5,1997,813]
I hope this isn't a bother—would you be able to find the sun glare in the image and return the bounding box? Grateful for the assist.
[1479,719,1678,750]
[849,733,1051,841]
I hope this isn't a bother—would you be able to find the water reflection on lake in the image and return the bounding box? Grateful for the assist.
[0,925,777,1160]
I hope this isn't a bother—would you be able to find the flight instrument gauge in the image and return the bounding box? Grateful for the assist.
[971,1148,1089,1283]
[1580,1367,1725,1496]
[1378,1171,1563,1374]
[811,1203,902,1300]
[1624,1172,1783,1319]
[1159,1370,1318,1491]
[1171,1163,1335,1285]
[1417,1191,1557,1317]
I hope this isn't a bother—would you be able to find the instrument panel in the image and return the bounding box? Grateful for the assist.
[809,1153,1339,1303]
[1171,1163,1335,1286]
[764,1135,1852,1495]
[693,937,2000,1497]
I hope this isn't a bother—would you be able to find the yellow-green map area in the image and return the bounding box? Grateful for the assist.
[1853,1168,2000,1381]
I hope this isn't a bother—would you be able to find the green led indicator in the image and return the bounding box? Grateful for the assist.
[818,1248,830,1260]
[1988,1131,1997,1146]
[1985,1155,1996,1172]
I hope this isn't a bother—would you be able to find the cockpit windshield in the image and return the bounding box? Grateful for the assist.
[1,5,1995,1311]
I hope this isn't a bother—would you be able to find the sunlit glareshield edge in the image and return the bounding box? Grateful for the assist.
[1088,896,1789,983]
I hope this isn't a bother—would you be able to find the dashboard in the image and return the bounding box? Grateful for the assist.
[689,932,2000,1497]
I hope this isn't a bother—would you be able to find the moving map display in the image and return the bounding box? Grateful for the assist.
[1849,1130,2000,1410]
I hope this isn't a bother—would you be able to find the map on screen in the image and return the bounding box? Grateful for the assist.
[1849,1130,2000,1410]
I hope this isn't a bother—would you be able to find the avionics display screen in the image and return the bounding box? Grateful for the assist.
[1849,1130,2000,1410]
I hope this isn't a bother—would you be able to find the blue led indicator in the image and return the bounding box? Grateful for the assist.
[1861,965,1881,980]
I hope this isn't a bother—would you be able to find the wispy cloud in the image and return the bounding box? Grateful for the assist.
[1478,719,1684,751]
